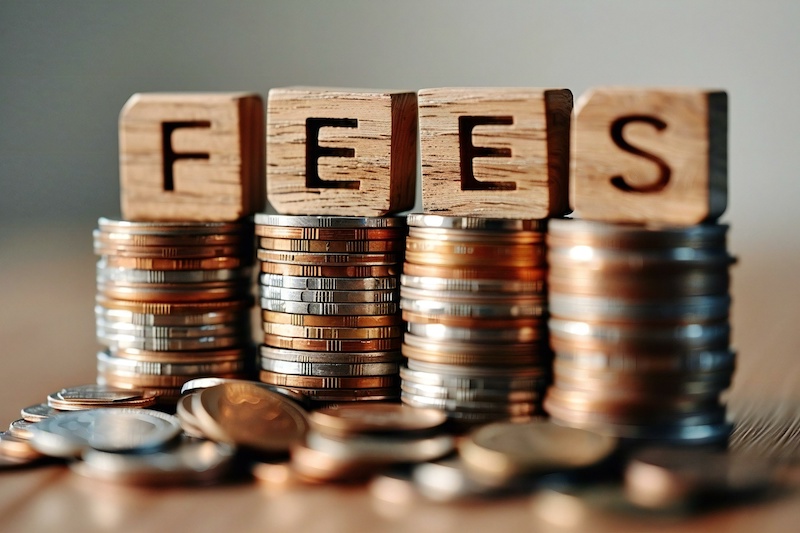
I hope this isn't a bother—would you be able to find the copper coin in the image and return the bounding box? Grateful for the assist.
[404,251,544,268]
[292,387,399,402]
[98,217,248,235]
[402,344,545,367]
[402,262,543,281]
[94,242,246,259]
[257,249,401,266]
[406,237,545,259]
[551,349,736,374]
[259,371,398,389]
[102,255,246,271]
[259,237,403,253]
[402,310,545,329]
[548,268,730,297]
[262,322,402,340]
[408,227,544,244]
[255,226,406,240]
[94,229,247,247]
[260,345,401,364]
[97,295,251,315]
[98,283,250,303]
[99,372,245,389]
[260,262,399,278]
[263,334,402,352]
[263,310,401,328]
[111,347,250,364]
[310,403,446,436]
[404,333,540,357]
[407,214,546,232]
[98,351,249,376]
[544,398,727,427]
[547,219,729,249]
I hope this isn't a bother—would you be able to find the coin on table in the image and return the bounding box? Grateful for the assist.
[47,384,158,410]
[21,403,59,423]
[305,431,455,464]
[8,419,36,440]
[459,421,617,486]
[192,382,309,454]
[72,439,235,486]
[0,432,43,463]
[29,408,181,457]
[624,447,776,510]
[310,403,447,437]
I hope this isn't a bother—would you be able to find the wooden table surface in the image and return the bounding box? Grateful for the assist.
[1,224,799,533]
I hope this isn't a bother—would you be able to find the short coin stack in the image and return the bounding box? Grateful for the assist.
[544,219,736,444]
[255,214,406,403]
[94,218,255,403]
[399,214,551,424]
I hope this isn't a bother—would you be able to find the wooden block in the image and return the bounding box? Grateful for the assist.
[572,87,728,225]
[418,87,572,219]
[266,87,417,216]
[120,93,264,221]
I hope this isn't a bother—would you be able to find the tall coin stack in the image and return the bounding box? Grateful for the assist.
[544,220,736,445]
[399,214,551,424]
[255,214,406,404]
[93,218,255,403]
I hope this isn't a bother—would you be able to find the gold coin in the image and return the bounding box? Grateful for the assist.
[309,403,446,436]
[255,226,406,240]
[263,310,401,328]
[259,237,403,253]
[263,334,402,352]
[259,371,398,389]
[192,382,309,454]
[262,322,402,340]
[102,255,246,271]
[260,262,398,278]
[402,262,544,281]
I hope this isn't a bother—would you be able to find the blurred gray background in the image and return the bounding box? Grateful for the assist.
[1,1,798,421]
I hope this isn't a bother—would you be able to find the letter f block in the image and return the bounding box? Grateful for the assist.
[418,88,573,219]
[267,87,418,216]
[119,93,265,221]
[572,87,728,225]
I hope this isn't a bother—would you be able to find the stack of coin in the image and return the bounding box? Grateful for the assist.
[94,218,255,403]
[399,214,551,424]
[255,214,406,403]
[544,219,736,444]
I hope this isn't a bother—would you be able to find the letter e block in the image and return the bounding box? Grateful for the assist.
[119,93,264,221]
[572,87,728,225]
[418,88,573,219]
[267,87,417,216]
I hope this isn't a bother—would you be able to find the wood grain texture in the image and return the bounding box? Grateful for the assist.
[571,87,728,225]
[266,87,417,216]
[418,87,572,219]
[120,93,265,221]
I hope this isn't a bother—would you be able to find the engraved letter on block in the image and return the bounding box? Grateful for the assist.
[267,87,417,216]
[119,92,264,221]
[418,87,573,219]
[572,87,728,225]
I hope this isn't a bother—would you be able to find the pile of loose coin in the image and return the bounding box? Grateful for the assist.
[93,218,255,402]
[399,214,551,423]
[544,220,736,444]
[256,214,406,403]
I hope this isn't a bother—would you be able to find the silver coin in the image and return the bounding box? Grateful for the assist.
[260,345,401,364]
[20,403,59,423]
[406,322,545,343]
[29,408,182,457]
[405,359,548,378]
[260,358,399,377]
[97,330,243,351]
[260,298,398,316]
[400,366,547,391]
[97,351,248,377]
[401,392,540,414]
[260,273,397,291]
[400,297,546,318]
[401,381,540,403]
[8,419,35,440]
[97,263,251,284]
[407,213,546,231]
[255,214,406,228]
[548,294,730,322]
[411,457,500,501]
[54,384,144,403]
[95,305,247,327]
[259,285,398,304]
[400,274,545,294]
[305,430,454,464]
[547,219,728,247]
[73,439,235,486]
[96,319,243,340]
[98,217,249,235]
[553,350,736,373]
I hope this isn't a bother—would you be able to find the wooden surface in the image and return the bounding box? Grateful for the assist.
[572,87,727,225]
[266,87,417,216]
[1,224,799,533]
[120,93,265,221]
[419,88,572,219]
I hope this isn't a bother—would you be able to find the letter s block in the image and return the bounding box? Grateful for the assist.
[419,88,573,219]
[119,93,265,221]
[572,87,728,225]
[267,87,417,216]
